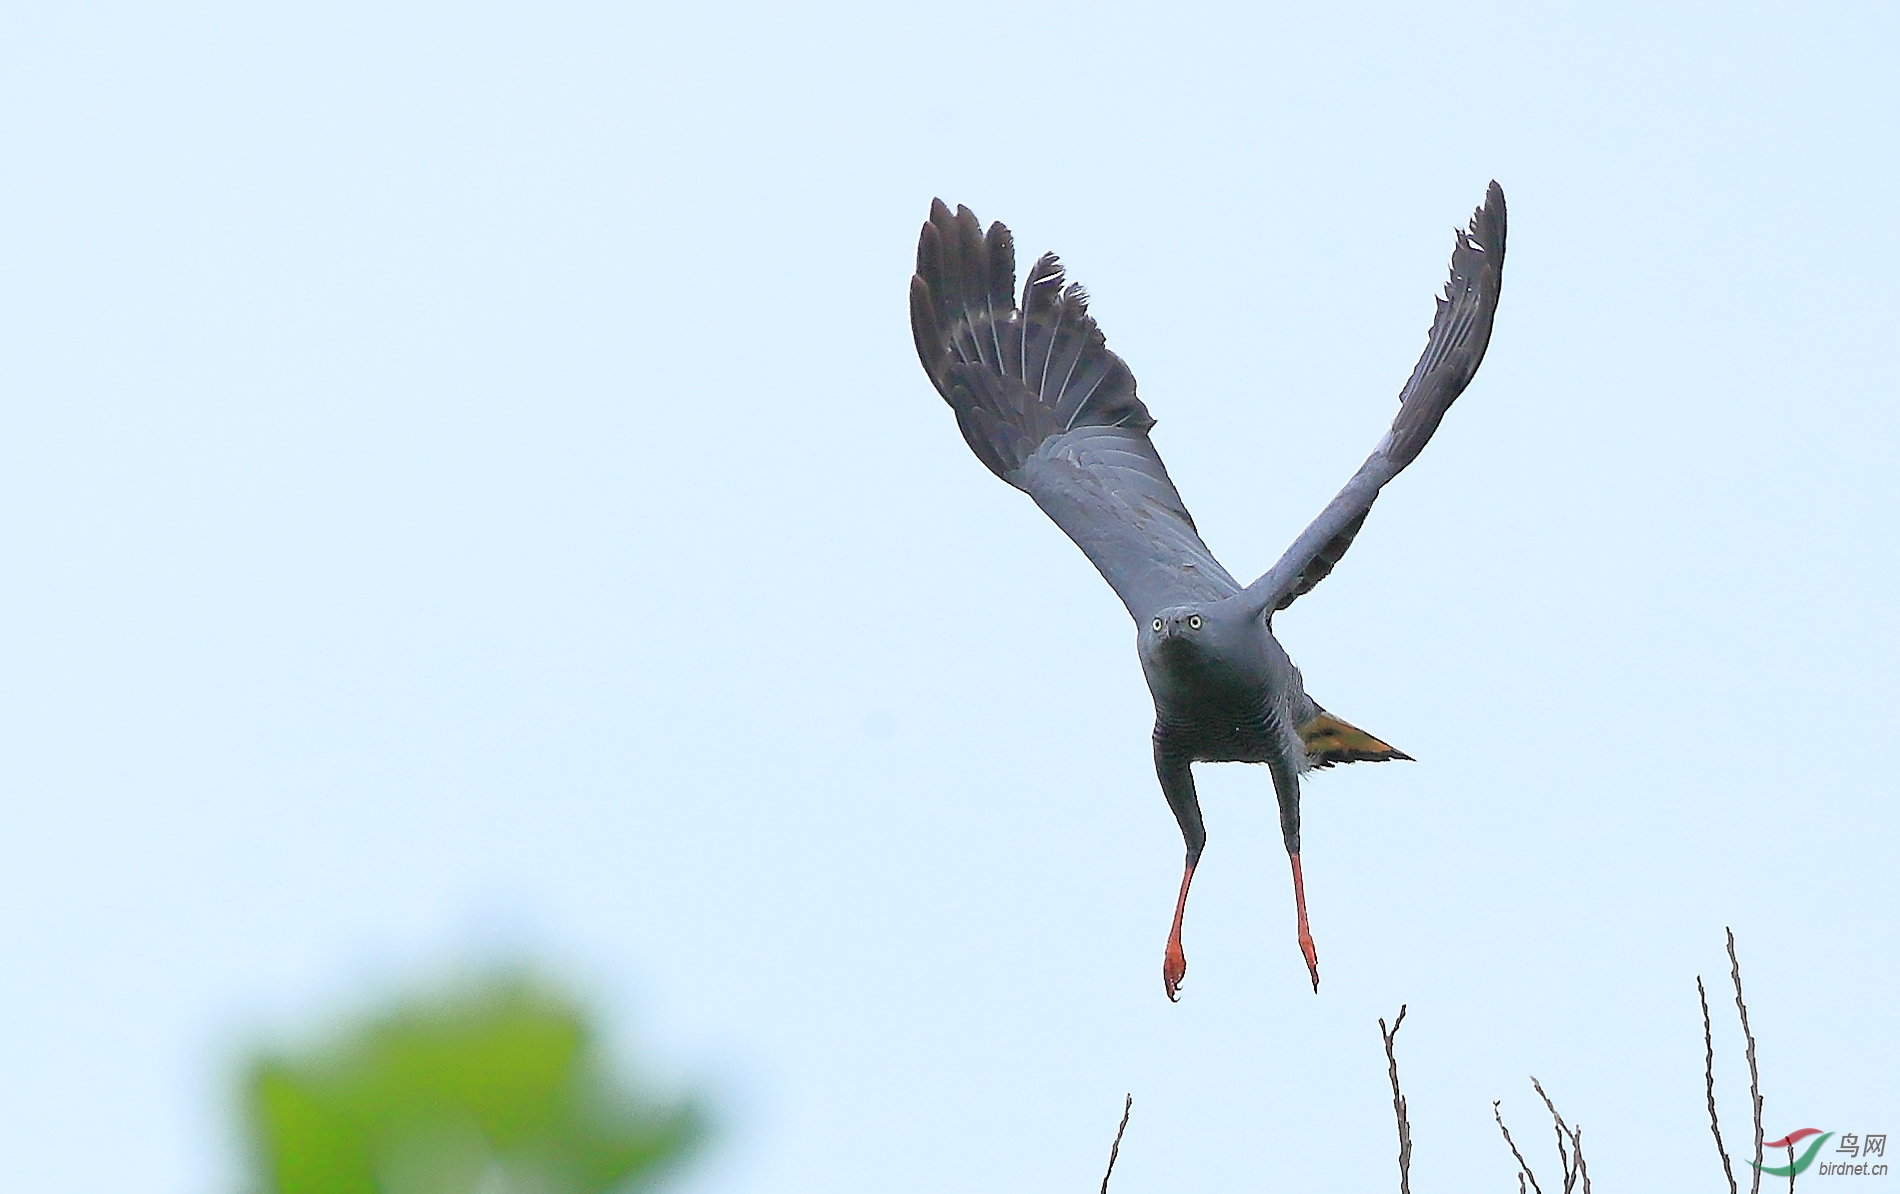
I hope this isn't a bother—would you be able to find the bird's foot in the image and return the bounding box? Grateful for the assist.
[1298,925,1320,993]
[1162,860,1197,1002]
[1163,937,1187,1001]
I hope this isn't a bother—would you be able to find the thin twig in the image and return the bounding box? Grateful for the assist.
[1099,1093,1132,1194]
[1495,1100,1544,1194]
[1380,1005,1412,1194]
[1701,975,1739,1194]
[1531,1078,1571,1193]
[1572,1122,1592,1194]
[1729,928,1763,1194]
[1531,1077,1589,1194]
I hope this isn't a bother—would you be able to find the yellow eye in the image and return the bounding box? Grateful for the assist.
[1152,618,1164,632]
[1189,615,1203,630]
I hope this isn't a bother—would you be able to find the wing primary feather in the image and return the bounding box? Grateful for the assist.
[909,276,942,391]
[949,205,987,369]
[1020,253,1072,403]
[984,220,1015,376]
[1047,286,1092,413]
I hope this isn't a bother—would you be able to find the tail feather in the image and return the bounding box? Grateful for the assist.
[1298,709,1413,770]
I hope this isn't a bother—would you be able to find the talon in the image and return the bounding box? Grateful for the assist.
[1163,939,1186,1001]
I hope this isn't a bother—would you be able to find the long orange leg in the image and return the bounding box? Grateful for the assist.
[1289,852,1319,992]
[1162,860,1197,1001]
[1154,746,1204,1003]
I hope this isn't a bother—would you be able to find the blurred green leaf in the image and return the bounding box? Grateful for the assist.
[243,972,704,1194]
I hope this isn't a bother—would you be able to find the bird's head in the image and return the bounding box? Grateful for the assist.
[1138,605,1232,693]
[1144,605,1216,655]
[1139,602,1262,682]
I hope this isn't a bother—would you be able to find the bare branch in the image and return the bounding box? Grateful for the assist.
[1700,975,1738,1194]
[1728,928,1763,1194]
[1099,1093,1132,1194]
[1495,1099,1544,1194]
[1532,1076,1588,1194]
[1380,1005,1412,1194]
[1531,1078,1570,1193]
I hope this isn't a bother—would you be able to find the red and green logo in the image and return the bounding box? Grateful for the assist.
[1753,1129,1833,1177]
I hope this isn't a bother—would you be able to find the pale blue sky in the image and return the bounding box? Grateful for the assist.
[3,2,1896,1190]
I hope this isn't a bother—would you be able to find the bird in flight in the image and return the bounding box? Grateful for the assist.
[909,184,1507,999]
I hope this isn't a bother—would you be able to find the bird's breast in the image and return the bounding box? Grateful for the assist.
[1148,667,1285,764]
[1156,701,1286,764]
[1141,623,1301,764]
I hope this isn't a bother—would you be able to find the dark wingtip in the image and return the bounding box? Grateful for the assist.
[1474,181,1507,261]
[914,211,942,283]
[951,203,982,251]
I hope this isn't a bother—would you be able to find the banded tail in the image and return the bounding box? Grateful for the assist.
[1298,709,1413,769]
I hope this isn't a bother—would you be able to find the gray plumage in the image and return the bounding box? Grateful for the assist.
[910,184,1507,998]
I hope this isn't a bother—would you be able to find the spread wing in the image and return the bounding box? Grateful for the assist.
[910,200,1240,620]
[1243,182,1507,615]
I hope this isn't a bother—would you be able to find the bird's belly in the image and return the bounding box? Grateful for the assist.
[1156,699,1284,764]
[1146,645,1295,765]
[1183,720,1281,764]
